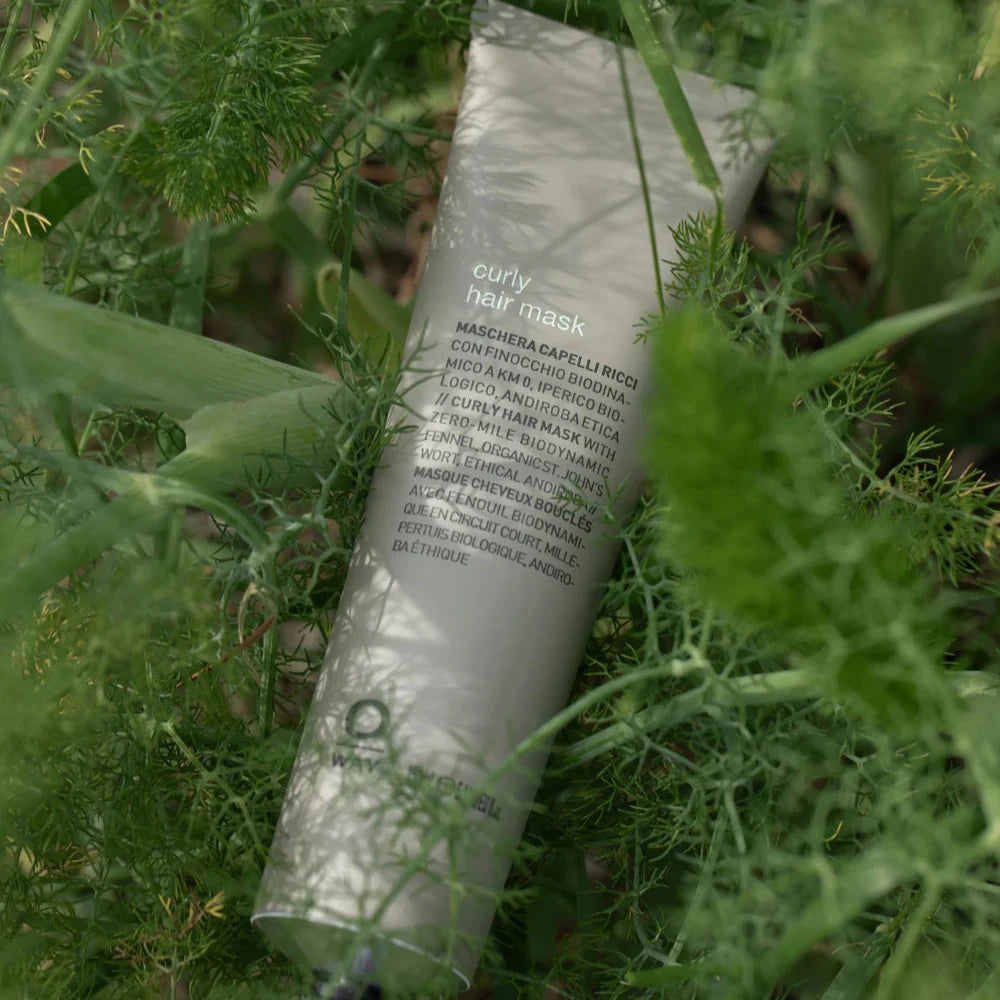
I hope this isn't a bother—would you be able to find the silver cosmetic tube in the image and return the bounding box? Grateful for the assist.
[253,2,769,994]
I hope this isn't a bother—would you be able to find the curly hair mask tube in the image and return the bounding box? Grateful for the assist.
[253,2,769,994]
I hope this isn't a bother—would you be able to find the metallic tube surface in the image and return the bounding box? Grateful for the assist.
[253,2,769,993]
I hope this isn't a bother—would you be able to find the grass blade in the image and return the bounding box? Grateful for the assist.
[790,289,1000,391]
[618,0,721,192]
[168,218,211,334]
[820,945,888,1000]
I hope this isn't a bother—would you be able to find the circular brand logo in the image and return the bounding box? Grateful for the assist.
[344,698,390,740]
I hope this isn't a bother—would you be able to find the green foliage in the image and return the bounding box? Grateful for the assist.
[648,304,952,726]
[3,1,1000,999]
[496,214,1000,998]
[114,5,329,221]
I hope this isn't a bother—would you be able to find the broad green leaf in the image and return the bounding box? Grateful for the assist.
[170,382,360,492]
[977,0,1000,78]
[267,203,332,271]
[310,7,403,82]
[618,0,721,192]
[0,382,363,618]
[2,235,44,283]
[0,164,88,283]
[317,259,410,371]
[648,307,948,721]
[24,162,96,232]
[0,276,331,417]
[0,491,159,620]
[833,146,896,284]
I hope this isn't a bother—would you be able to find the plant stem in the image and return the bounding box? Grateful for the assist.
[615,42,667,319]
[268,43,386,209]
[365,661,697,930]
[876,881,941,998]
[71,47,391,286]
[0,0,28,81]
[336,129,365,339]
[367,114,452,141]
[257,618,279,738]
[790,290,1000,392]
[565,668,821,763]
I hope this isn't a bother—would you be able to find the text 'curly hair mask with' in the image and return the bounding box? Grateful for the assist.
[253,1,770,994]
